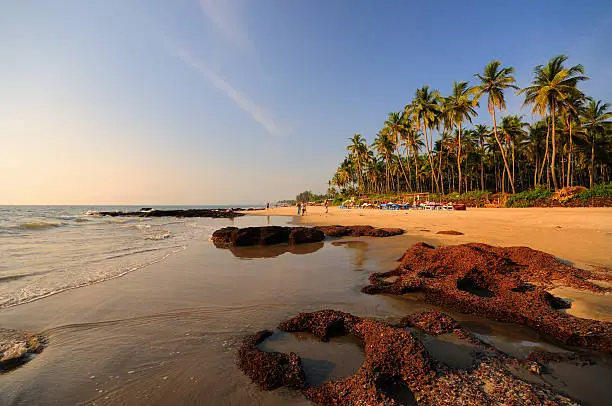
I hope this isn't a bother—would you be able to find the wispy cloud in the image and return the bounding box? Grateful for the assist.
[199,0,255,52]
[166,40,281,136]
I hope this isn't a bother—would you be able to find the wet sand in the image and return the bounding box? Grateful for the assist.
[1,214,611,405]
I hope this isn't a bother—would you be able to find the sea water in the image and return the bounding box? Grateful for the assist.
[0,206,235,308]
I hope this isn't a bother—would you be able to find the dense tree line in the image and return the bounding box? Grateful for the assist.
[329,56,611,196]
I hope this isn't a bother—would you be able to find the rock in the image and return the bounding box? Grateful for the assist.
[236,330,306,390]
[238,310,579,405]
[212,226,324,248]
[401,310,457,335]
[314,225,404,237]
[0,328,44,372]
[96,208,244,219]
[288,227,325,245]
[436,230,464,235]
[363,242,612,352]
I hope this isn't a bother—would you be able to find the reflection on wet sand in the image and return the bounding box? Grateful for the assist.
[225,242,325,259]
[331,240,368,271]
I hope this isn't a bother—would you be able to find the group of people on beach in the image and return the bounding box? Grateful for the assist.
[297,201,307,216]
[296,200,329,216]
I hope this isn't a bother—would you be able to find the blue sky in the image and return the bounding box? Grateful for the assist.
[1,0,611,204]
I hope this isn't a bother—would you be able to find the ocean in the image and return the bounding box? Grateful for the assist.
[0,205,251,309]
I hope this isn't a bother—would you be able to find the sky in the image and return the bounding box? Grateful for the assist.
[1,0,611,205]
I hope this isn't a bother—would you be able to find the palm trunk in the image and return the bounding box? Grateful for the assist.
[566,120,572,187]
[480,137,485,191]
[590,140,595,188]
[538,118,550,185]
[457,123,462,194]
[395,145,411,192]
[491,108,515,193]
[550,104,559,191]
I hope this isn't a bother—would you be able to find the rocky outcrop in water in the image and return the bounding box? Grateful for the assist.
[363,242,612,351]
[313,225,404,238]
[212,226,325,247]
[237,310,579,405]
[0,328,44,372]
[95,208,245,218]
[212,225,404,248]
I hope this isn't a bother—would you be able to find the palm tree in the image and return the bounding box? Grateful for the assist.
[474,60,519,193]
[580,99,612,187]
[444,81,479,193]
[519,55,588,190]
[406,85,442,193]
[384,112,411,190]
[472,124,490,190]
[559,92,586,187]
[402,116,425,192]
[346,134,368,191]
[373,131,394,192]
[499,115,529,190]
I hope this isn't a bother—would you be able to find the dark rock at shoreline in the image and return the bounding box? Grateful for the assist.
[363,242,612,352]
[96,208,245,218]
[212,225,403,248]
[212,226,325,247]
[313,225,404,238]
[237,310,578,405]
[1,328,45,372]
[436,230,464,235]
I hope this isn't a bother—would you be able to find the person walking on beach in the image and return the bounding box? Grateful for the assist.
[297,201,302,216]
[266,202,269,210]
[324,199,329,214]
[302,202,307,216]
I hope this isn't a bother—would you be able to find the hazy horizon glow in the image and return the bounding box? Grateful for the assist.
[1,0,611,204]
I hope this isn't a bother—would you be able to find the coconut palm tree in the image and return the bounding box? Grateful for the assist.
[474,60,519,193]
[444,81,479,193]
[559,92,586,187]
[472,124,490,190]
[383,112,411,190]
[401,115,425,192]
[519,55,588,190]
[373,131,395,192]
[406,85,442,193]
[346,134,368,191]
[499,115,529,189]
[580,99,612,187]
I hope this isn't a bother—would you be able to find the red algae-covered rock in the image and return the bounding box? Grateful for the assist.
[363,242,612,351]
[314,225,404,237]
[400,310,457,335]
[237,310,578,405]
[236,330,306,390]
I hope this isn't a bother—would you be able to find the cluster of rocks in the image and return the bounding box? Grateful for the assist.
[96,208,245,218]
[0,328,44,372]
[212,226,325,248]
[313,225,404,238]
[362,242,612,352]
[212,225,405,248]
[237,310,579,405]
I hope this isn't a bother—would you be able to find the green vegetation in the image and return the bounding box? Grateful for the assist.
[329,55,611,198]
[574,183,612,199]
[506,187,553,207]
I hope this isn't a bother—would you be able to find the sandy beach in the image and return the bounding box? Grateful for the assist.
[251,207,612,269]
